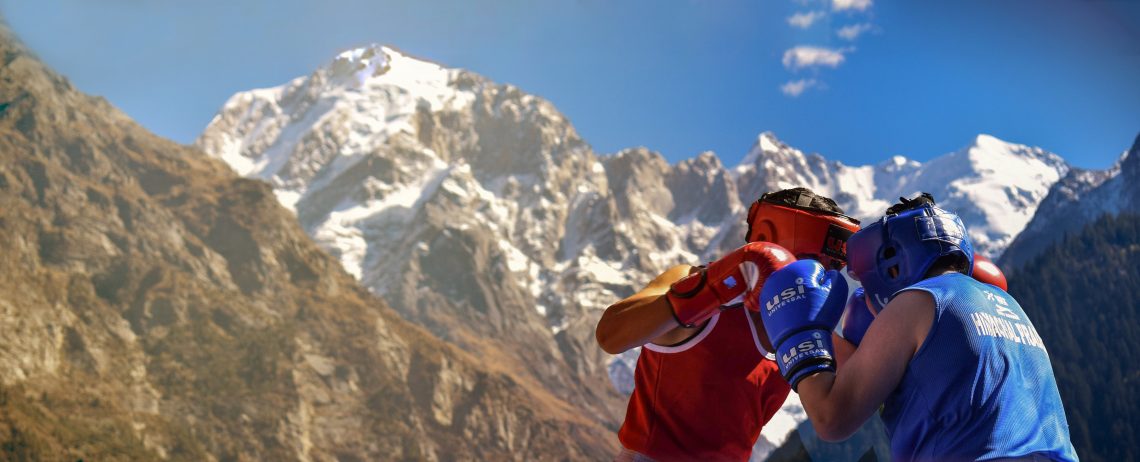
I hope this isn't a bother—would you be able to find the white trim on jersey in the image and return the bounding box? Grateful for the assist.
[744,307,776,360]
[644,312,721,354]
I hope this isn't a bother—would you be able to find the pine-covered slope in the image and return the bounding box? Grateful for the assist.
[1007,213,1140,461]
[0,21,614,461]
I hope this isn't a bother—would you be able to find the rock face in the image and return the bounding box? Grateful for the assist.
[0,22,615,461]
[1001,133,1140,270]
[197,44,1078,455]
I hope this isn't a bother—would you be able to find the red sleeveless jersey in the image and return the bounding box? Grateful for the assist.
[618,307,790,461]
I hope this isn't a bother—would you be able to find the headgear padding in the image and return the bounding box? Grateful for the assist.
[847,202,974,311]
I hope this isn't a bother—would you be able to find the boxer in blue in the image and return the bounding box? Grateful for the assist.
[758,193,1078,462]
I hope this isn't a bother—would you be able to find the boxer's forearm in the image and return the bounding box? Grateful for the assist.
[596,264,698,354]
[797,371,869,442]
[834,333,855,368]
[797,290,934,442]
[668,241,796,326]
[596,293,693,354]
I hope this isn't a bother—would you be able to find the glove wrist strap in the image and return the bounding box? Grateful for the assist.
[665,269,721,328]
[775,329,836,391]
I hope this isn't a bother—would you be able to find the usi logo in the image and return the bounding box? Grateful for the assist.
[765,278,806,313]
[781,338,826,366]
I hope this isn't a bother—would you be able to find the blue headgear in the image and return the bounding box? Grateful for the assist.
[846,200,974,311]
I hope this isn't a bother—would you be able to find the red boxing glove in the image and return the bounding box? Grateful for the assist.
[666,242,796,327]
[972,254,1008,291]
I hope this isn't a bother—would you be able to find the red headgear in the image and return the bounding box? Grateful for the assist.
[745,192,861,270]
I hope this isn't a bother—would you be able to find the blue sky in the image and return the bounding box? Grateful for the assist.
[3,0,1138,169]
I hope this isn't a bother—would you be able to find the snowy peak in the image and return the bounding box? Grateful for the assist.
[965,134,1068,171]
[754,131,786,158]
[879,155,920,170]
[723,131,1068,257]
[199,45,633,429]
[323,44,460,93]
[195,44,490,211]
[1001,132,1140,269]
[327,45,392,86]
[921,134,1067,189]
[731,131,849,213]
[971,133,1018,154]
[887,134,1068,256]
[734,131,805,177]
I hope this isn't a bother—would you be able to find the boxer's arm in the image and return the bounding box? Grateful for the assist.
[838,264,1001,363]
[597,242,793,354]
[595,264,703,354]
[834,333,856,368]
[794,290,934,442]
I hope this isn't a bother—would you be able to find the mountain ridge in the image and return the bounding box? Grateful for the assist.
[1001,132,1140,269]
[0,23,615,460]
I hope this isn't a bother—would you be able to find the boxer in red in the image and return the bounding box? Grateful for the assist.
[596,188,860,461]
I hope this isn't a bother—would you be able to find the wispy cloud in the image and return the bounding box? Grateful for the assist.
[837,23,874,41]
[787,11,827,29]
[832,0,872,12]
[781,79,819,97]
[782,46,850,71]
[779,0,875,97]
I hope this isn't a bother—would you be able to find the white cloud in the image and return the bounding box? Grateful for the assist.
[782,46,850,70]
[837,23,874,40]
[787,11,827,29]
[832,0,872,12]
[781,79,819,97]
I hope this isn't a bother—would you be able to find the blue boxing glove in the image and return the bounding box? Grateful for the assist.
[839,288,875,347]
[759,260,848,390]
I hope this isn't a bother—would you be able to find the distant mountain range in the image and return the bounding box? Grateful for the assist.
[1002,134,1140,269]
[195,44,1133,458]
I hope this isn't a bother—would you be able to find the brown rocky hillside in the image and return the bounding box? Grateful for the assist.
[0,19,614,461]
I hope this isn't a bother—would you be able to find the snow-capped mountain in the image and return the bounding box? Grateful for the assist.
[730,132,1069,258]
[197,44,1072,456]
[1001,133,1140,269]
[198,44,628,425]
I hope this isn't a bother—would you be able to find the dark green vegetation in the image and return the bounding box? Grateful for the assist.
[1008,213,1140,462]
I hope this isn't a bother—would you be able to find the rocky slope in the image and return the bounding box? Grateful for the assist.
[1001,133,1140,269]
[197,44,1074,456]
[197,45,636,425]
[0,21,614,461]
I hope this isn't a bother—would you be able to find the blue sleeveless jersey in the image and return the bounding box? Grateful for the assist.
[880,273,1078,462]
